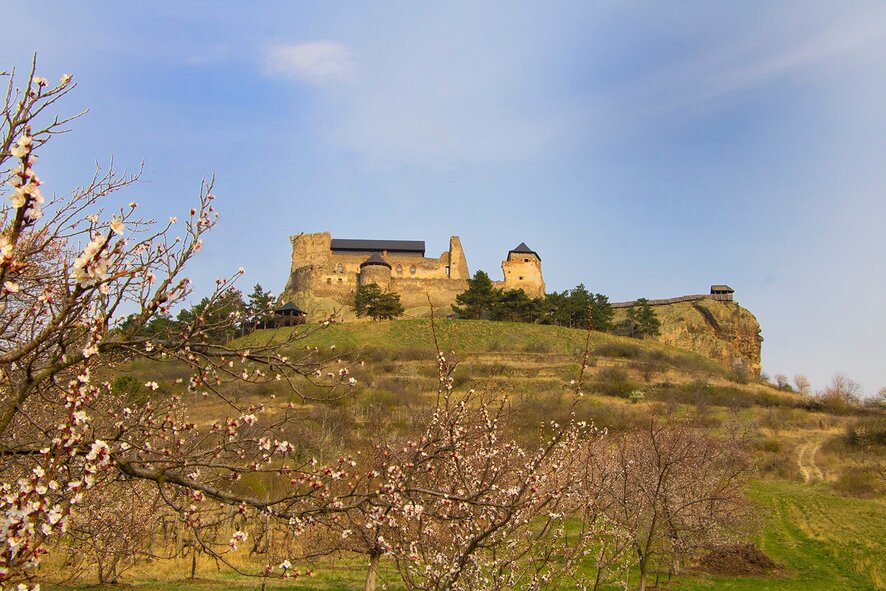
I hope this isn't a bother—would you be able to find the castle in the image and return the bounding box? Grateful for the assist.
[280,232,545,314]
[278,231,763,376]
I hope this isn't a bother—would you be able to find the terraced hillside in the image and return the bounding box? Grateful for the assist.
[66,319,884,590]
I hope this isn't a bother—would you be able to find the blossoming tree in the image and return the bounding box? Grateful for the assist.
[0,60,359,588]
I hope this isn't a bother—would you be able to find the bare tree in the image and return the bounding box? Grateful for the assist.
[774,374,790,390]
[605,418,753,591]
[793,374,812,396]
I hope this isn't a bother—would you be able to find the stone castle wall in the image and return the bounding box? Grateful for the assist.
[281,232,486,315]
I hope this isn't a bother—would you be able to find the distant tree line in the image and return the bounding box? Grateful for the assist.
[117,283,277,343]
[452,270,661,339]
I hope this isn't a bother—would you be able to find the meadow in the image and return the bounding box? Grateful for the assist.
[41,320,886,590]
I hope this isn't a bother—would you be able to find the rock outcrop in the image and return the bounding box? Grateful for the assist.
[615,299,763,376]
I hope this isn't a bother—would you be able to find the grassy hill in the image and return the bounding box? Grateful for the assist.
[63,319,884,590]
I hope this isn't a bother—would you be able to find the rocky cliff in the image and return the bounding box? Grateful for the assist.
[615,299,763,376]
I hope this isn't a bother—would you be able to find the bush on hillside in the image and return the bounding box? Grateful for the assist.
[593,367,640,398]
[834,467,881,498]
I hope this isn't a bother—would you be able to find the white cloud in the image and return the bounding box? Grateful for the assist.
[262,41,355,85]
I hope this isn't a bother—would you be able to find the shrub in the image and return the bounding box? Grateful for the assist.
[111,375,148,406]
[628,390,646,404]
[834,467,881,498]
[593,367,639,399]
[757,455,802,480]
[523,341,554,354]
[843,416,886,447]
[592,342,642,360]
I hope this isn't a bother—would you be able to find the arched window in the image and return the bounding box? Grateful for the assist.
[337,263,343,273]
[523,258,530,262]
[410,265,416,275]
[396,264,403,273]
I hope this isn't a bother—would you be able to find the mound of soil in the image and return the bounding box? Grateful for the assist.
[696,543,782,576]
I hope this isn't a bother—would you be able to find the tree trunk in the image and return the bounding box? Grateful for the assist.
[638,556,647,591]
[191,546,197,578]
[364,550,381,591]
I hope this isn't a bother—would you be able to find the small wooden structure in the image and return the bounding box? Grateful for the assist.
[710,285,735,301]
[274,302,306,327]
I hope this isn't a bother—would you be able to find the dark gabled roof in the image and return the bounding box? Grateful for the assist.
[330,239,425,255]
[359,252,392,269]
[276,302,306,314]
[508,242,541,261]
[710,284,734,293]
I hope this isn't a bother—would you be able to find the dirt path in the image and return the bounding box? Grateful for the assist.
[797,439,825,483]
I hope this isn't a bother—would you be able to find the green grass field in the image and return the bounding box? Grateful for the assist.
[41,479,885,590]
[673,480,885,591]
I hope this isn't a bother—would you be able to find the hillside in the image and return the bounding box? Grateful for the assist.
[73,319,884,590]
[613,298,763,377]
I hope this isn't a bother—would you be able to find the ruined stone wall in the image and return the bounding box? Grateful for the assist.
[391,277,470,310]
[281,232,473,317]
[448,236,469,280]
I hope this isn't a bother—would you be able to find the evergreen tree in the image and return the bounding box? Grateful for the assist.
[492,289,543,323]
[620,298,661,339]
[567,284,592,328]
[453,270,501,319]
[355,283,405,321]
[540,290,571,326]
[366,291,405,321]
[116,312,179,339]
[589,293,615,332]
[246,283,275,328]
[355,283,383,317]
[176,289,246,343]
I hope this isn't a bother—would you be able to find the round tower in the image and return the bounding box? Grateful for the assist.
[358,252,392,289]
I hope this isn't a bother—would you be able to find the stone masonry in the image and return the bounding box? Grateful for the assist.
[280,232,545,315]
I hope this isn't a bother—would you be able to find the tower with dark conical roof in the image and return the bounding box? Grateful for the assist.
[500,242,545,298]
[358,252,393,289]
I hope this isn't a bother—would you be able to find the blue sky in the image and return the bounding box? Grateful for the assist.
[4,2,885,394]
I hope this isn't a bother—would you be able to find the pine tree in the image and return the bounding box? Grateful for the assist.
[355,283,383,317]
[355,283,404,321]
[246,283,275,328]
[620,298,660,339]
[453,270,501,319]
[367,292,405,321]
[589,293,615,332]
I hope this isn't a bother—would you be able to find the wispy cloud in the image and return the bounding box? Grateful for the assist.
[262,41,355,85]
[590,7,886,129]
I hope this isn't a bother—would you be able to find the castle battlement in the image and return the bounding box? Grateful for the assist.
[280,232,544,316]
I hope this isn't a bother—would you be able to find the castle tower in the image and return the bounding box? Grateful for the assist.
[501,242,545,298]
[358,253,392,289]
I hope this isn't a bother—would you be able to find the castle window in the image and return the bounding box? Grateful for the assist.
[327,278,332,284]
[337,263,343,273]
[410,265,416,275]
[445,266,450,276]
[338,277,343,283]
[524,258,529,262]
[519,276,524,280]
[396,264,402,273]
